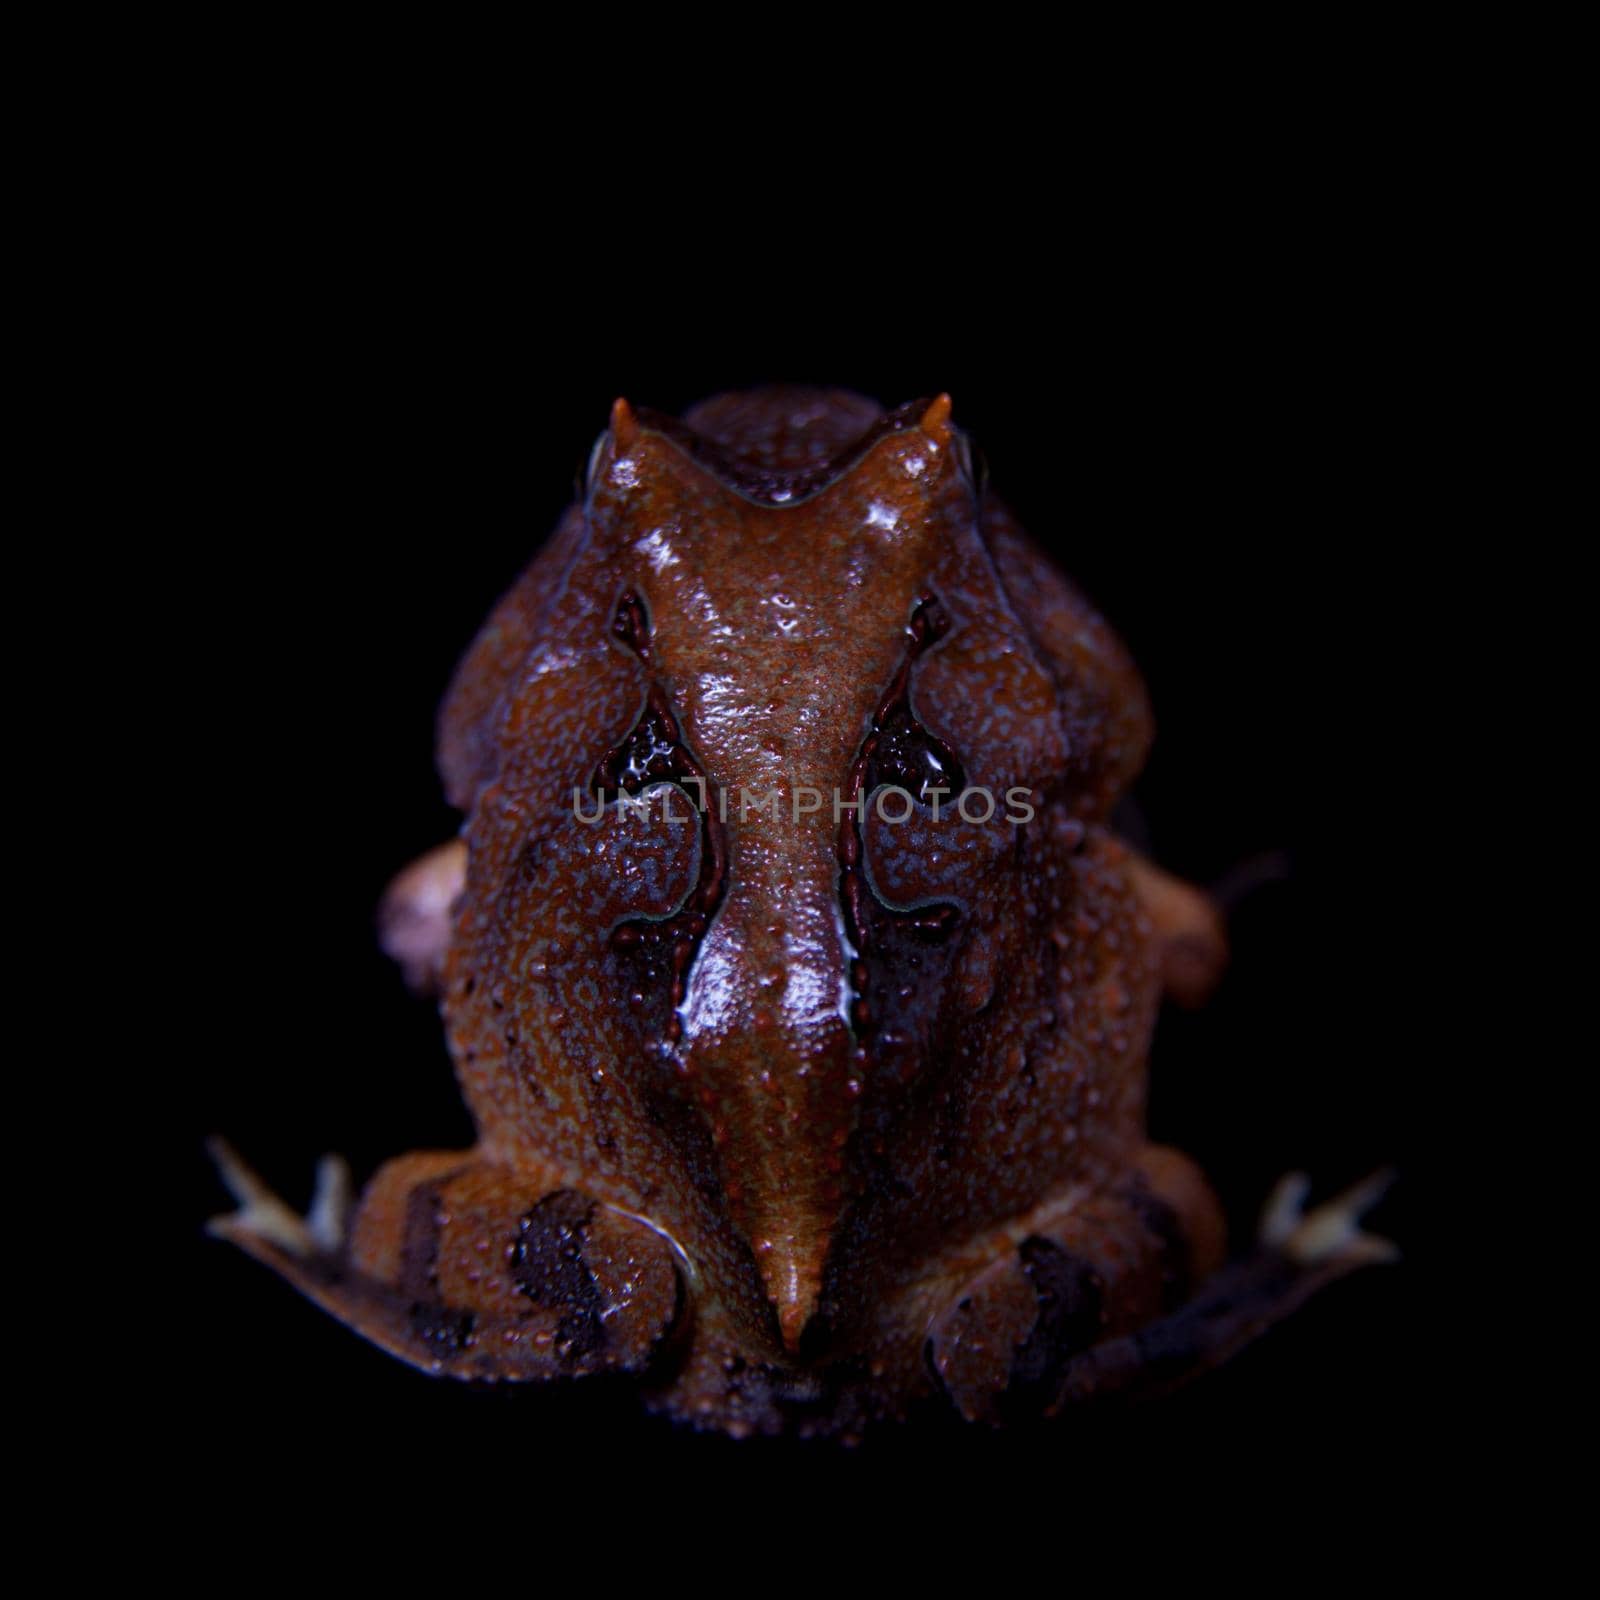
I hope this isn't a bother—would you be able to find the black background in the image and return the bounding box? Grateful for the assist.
[179,228,1426,1523]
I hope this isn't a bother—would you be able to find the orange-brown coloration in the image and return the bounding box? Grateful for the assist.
[212,388,1377,1437]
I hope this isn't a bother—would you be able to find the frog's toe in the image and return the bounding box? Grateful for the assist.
[206,1137,352,1260]
[1259,1168,1399,1268]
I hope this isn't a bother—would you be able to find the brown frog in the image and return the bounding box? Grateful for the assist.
[210,388,1392,1437]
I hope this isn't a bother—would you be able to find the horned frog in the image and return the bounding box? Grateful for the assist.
[210,388,1393,1438]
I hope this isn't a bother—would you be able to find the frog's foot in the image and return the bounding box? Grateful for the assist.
[206,1137,351,1260]
[1260,1168,1399,1269]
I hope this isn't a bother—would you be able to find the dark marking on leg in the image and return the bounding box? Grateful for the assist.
[1123,1180,1191,1312]
[1004,1237,1107,1419]
[409,1302,476,1355]
[510,1189,605,1363]
[399,1179,450,1302]
[398,1174,478,1358]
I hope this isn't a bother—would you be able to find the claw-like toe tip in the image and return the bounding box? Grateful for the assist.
[205,1138,352,1260]
[1260,1167,1400,1268]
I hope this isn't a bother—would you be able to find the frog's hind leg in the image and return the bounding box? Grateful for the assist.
[1041,1167,1399,1406]
[923,1144,1226,1423]
[207,1140,688,1383]
[923,1150,1396,1421]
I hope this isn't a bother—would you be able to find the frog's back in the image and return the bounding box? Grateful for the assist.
[436,387,1156,1359]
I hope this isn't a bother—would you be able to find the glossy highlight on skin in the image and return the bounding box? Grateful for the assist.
[210,387,1390,1439]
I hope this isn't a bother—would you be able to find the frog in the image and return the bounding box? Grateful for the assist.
[209,387,1393,1438]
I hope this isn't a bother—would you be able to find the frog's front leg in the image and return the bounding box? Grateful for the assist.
[1126,853,1228,1008]
[924,1148,1394,1420]
[377,839,466,994]
[208,1141,688,1381]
